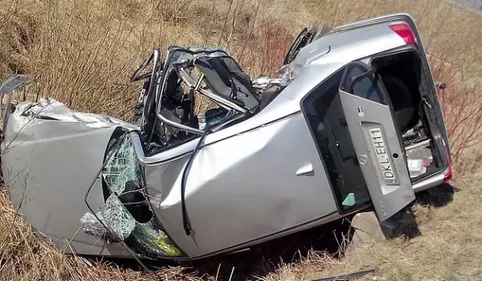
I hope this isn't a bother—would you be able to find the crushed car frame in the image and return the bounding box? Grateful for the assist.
[1,13,452,261]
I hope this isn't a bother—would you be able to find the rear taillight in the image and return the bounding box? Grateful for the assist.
[443,148,452,183]
[389,22,416,45]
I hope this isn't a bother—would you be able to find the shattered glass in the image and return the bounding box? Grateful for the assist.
[81,134,183,257]
[80,212,118,244]
[102,134,141,195]
[99,195,136,240]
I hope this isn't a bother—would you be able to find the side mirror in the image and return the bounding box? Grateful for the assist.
[0,74,36,138]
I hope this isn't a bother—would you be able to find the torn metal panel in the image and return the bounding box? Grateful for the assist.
[0,74,36,134]
[12,98,137,130]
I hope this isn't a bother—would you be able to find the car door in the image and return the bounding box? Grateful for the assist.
[148,111,340,258]
[338,62,415,221]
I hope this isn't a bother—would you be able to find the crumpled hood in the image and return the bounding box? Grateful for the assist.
[11,98,138,131]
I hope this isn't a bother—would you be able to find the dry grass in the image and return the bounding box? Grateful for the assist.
[0,188,203,281]
[261,175,482,281]
[1,0,482,280]
[431,57,482,174]
[1,0,481,120]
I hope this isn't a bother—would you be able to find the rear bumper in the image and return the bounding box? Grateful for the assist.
[412,166,449,193]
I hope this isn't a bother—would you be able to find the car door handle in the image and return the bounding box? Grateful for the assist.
[296,163,314,176]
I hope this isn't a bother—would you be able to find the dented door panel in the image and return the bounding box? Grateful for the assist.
[147,113,337,258]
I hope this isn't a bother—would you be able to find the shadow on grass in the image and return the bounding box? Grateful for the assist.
[382,205,422,239]
[186,218,355,281]
[415,182,457,208]
[100,218,355,281]
[380,182,457,241]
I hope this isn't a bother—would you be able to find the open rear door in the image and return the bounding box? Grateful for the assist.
[339,63,415,221]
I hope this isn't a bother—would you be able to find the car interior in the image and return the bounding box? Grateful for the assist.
[131,47,288,156]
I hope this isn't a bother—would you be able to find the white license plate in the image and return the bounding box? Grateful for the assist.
[368,127,398,185]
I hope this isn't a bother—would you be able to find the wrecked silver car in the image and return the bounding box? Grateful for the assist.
[1,14,452,261]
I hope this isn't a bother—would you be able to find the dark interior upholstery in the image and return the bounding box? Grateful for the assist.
[381,74,420,133]
[374,52,423,133]
[194,55,260,112]
[154,69,199,144]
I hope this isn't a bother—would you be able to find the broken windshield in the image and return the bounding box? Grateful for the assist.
[82,133,183,258]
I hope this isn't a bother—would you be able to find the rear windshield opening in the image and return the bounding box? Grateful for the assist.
[372,51,422,134]
[372,51,443,181]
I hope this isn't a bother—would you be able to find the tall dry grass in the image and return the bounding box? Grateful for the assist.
[0,189,205,281]
[0,0,299,120]
[0,0,481,280]
[430,55,482,175]
[2,0,478,119]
